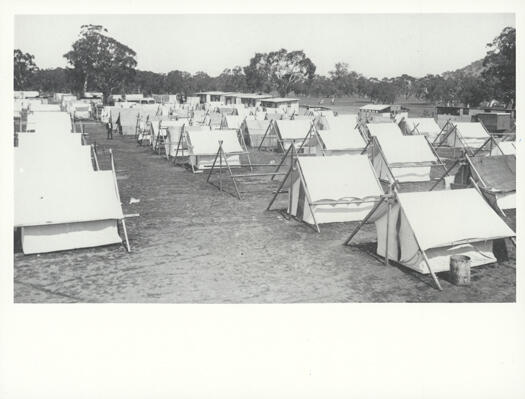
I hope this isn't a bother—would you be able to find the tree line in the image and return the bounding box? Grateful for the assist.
[14,24,515,107]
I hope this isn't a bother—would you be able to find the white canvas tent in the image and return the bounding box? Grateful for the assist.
[260,119,313,151]
[186,129,244,172]
[269,155,384,230]
[366,123,404,140]
[371,135,444,182]
[243,119,272,148]
[316,128,367,155]
[164,121,187,159]
[26,111,72,135]
[435,122,490,152]
[15,123,128,253]
[222,115,244,130]
[400,117,442,140]
[345,188,515,289]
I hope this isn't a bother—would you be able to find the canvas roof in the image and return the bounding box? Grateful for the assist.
[245,119,270,133]
[297,155,383,202]
[275,119,312,140]
[453,122,490,139]
[15,170,123,227]
[360,104,391,112]
[376,135,437,164]
[469,155,515,192]
[188,129,243,155]
[317,129,366,151]
[392,189,514,250]
[30,103,61,112]
[15,144,92,174]
[224,115,243,129]
[26,112,72,135]
[17,132,82,149]
[404,118,441,135]
[366,123,403,139]
[492,141,516,155]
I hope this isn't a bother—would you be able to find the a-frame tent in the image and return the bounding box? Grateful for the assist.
[164,121,187,160]
[185,128,245,172]
[222,115,244,130]
[433,122,491,156]
[243,119,272,148]
[345,188,515,290]
[398,117,443,140]
[267,154,384,232]
[453,154,516,212]
[258,119,313,151]
[170,125,211,166]
[365,122,404,141]
[15,124,129,254]
[370,135,446,183]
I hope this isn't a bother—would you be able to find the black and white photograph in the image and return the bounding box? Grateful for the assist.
[11,13,517,303]
[1,1,524,398]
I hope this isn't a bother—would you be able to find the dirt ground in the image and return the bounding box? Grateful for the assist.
[14,114,516,303]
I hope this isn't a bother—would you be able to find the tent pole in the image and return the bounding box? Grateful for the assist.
[385,186,392,266]
[206,144,221,183]
[344,196,386,246]
[121,218,131,252]
[429,158,460,191]
[222,144,242,200]
[257,119,272,151]
[421,250,442,291]
[271,143,293,181]
[266,163,293,211]
[92,144,100,171]
[287,146,295,220]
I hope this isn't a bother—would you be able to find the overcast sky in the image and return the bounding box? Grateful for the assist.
[15,14,515,78]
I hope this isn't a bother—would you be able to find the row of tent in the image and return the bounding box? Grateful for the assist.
[131,105,516,290]
[14,110,129,254]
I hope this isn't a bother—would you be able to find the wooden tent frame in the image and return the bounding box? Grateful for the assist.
[206,134,286,200]
[257,119,314,152]
[367,135,447,184]
[432,120,492,158]
[266,148,384,233]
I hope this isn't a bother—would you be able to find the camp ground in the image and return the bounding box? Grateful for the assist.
[369,135,446,183]
[345,188,515,290]
[398,117,443,140]
[258,119,313,151]
[433,121,491,156]
[365,122,404,141]
[267,154,384,232]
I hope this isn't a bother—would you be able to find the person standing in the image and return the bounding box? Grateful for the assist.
[107,120,113,140]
